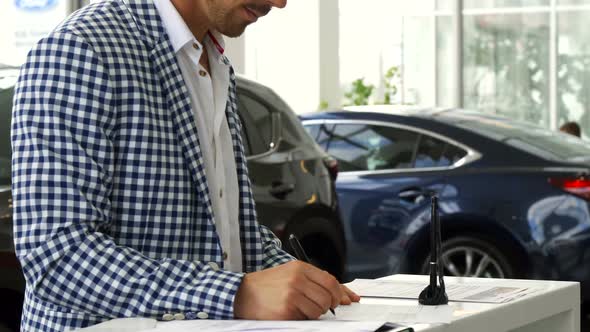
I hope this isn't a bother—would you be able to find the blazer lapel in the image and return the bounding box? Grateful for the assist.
[127,0,215,222]
[225,67,264,272]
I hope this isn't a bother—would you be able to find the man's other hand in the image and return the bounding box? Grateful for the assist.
[233,261,359,320]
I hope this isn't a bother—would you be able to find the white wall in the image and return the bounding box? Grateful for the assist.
[0,0,69,66]
[239,2,321,113]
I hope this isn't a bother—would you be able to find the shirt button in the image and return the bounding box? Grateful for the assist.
[219,189,223,198]
[197,311,209,319]
[208,262,220,271]
[199,70,207,77]
[162,313,174,321]
[173,313,186,320]
[223,251,228,261]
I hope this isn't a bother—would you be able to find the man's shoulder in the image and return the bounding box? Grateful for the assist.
[49,0,145,52]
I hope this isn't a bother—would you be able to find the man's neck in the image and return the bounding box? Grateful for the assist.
[170,0,210,43]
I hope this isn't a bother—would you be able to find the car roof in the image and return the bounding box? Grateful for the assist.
[300,106,590,165]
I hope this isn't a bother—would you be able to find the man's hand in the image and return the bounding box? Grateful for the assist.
[234,261,358,320]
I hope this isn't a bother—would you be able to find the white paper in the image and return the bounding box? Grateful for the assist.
[320,302,453,324]
[347,279,540,303]
[142,320,387,332]
[70,318,157,331]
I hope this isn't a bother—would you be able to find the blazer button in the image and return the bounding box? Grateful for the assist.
[173,313,185,320]
[199,70,207,77]
[197,311,209,319]
[223,251,228,261]
[162,313,174,321]
[208,262,220,271]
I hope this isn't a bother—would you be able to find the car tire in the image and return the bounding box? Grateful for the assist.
[284,217,346,282]
[420,235,515,279]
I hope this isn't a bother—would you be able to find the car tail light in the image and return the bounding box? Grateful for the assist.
[548,176,590,200]
[323,157,338,181]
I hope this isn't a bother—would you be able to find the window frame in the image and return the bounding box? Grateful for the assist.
[302,118,481,175]
[236,88,282,160]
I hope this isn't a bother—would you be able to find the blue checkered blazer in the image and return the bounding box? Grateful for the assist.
[11,1,293,331]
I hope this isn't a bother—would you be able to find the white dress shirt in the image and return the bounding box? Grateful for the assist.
[154,0,242,272]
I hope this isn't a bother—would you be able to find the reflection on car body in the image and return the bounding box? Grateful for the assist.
[301,106,590,305]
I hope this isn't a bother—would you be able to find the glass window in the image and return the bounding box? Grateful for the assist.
[320,123,419,172]
[442,144,468,164]
[557,11,590,139]
[303,124,320,141]
[464,0,549,8]
[237,94,273,156]
[557,0,590,4]
[436,15,455,108]
[403,15,436,107]
[415,135,448,168]
[463,13,550,128]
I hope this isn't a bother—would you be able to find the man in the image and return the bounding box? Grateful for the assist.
[11,0,359,331]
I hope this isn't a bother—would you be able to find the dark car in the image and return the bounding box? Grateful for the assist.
[0,69,345,331]
[301,106,590,302]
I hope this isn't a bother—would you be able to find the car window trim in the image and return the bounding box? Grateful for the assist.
[237,88,282,161]
[301,118,481,175]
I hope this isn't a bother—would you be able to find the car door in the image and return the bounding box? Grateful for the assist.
[304,120,454,278]
[235,90,304,235]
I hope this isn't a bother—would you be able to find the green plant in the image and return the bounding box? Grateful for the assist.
[383,66,400,104]
[344,78,374,106]
[318,100,330,111]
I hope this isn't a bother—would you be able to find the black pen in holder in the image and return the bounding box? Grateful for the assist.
[418,195,448,305]
[289,234,336,315]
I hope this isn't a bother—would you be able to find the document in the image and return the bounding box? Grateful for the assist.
[347,279,540,303]
[320,302,453,324]
[142,320,391,332]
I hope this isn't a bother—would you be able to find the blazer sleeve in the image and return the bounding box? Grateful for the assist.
[11,32,243,320]
[259,224,295,269]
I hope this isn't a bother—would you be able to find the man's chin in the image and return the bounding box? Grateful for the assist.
[219,24,248,38]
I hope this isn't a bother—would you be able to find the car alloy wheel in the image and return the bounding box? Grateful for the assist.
[421,235,515,279]
[442,245,505,278]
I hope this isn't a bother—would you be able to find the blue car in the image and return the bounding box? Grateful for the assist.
[301,106,590,302]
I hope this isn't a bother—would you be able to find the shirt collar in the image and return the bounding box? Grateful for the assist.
[153,0,194,53]
[153,0,229,65]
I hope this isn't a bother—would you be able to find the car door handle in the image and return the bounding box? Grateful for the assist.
[269,182,295,199]
[398,188,425,200]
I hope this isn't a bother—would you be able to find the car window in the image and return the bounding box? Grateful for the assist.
[303,124,320,141]
[442,143,468,165]
[318,123,419,172]
[414,135,468,168]
[0,88,12,185]
[237,93,273,156]
[414,135,448,168]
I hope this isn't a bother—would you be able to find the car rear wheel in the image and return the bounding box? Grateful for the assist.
[420,235,515,278]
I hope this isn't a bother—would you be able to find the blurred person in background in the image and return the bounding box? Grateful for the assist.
[559,121,581,138]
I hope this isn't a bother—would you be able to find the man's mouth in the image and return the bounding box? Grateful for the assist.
[244,6,259,21]
[244,4,271,22]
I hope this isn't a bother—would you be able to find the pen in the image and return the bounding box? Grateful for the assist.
[288,234,336,316]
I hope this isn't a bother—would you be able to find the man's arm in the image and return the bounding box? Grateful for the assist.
[259,224,295,268]
[12,32,243,319]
